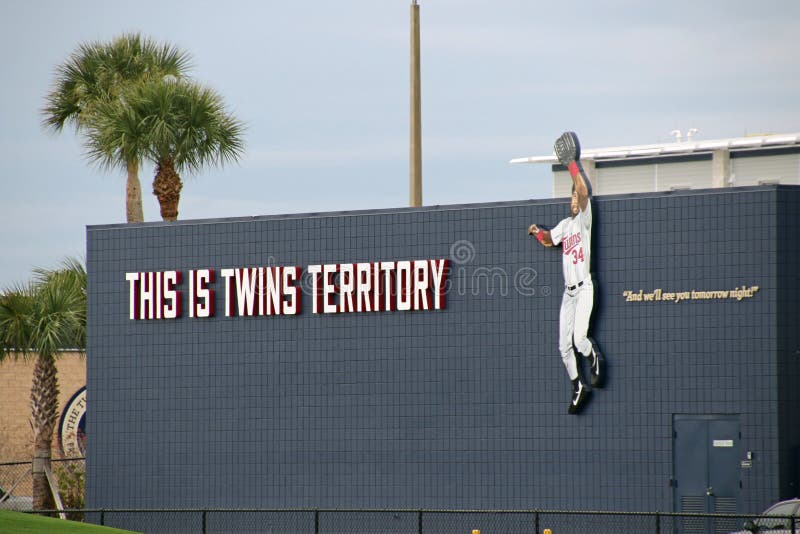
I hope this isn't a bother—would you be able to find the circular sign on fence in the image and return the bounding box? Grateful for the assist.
[58,386,86,457]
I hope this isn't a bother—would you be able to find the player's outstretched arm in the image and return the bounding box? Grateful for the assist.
[571,167,590,209]
[555,131,591,211]
[570,166,591,212]
[528,224,553,247]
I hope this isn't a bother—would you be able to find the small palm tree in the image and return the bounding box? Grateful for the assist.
[42,33,191,223]
[0,258,86,510]
[86,79,245,221]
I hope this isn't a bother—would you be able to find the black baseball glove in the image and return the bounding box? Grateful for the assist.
[554,131,581,167]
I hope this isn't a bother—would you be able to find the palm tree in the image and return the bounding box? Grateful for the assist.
[0,259,86,510]
[86,78,245,221]
[42,33,191,223]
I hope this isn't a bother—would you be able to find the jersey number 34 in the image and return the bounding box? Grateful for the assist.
[569,248,585,265]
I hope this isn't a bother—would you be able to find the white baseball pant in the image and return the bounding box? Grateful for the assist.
[559,278,594,381]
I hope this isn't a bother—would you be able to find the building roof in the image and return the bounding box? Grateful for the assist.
[510,132,800,165]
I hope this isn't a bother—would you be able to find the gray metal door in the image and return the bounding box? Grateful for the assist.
[673,415,741,533]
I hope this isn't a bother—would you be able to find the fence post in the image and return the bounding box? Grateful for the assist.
[418,510,423,534]
[790,516,795,533]
[534,510,539,534]
[202,510,207,534]
[655,511,661,534]
[100,509,105,526]
[314,509,320,534]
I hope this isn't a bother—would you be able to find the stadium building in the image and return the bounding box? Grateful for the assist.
[511,132,800,197]
[85,176,800,531]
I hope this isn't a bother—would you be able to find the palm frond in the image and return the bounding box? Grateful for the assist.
[83,96,149,172]
[30,284,85,356]
[0,283,36,357]
[42,33,192,145]
[135,79,246,175]
[0,258,89,357]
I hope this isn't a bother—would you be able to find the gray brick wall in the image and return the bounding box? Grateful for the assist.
[777,187,800,500]
[85,185,798,513]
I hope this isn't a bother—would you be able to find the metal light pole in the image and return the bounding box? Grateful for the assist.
[409,0,422,207]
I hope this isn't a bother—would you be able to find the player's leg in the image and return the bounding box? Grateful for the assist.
[573,283,604,388]
[560,291,589,414]
[559,291,579,381]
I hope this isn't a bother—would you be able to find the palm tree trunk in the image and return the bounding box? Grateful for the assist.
[30,353,59,510]
[152,158,183,221]
[126,160,145,223]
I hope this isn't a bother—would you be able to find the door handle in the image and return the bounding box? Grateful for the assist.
[706,486,714,496]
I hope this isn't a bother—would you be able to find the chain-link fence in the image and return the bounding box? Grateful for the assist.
[0,457,85,514]
[24,508,798,534]
[0,460,32,510]
[4,460,797,533]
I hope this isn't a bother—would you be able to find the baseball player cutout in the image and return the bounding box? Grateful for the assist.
[528,131,605,414]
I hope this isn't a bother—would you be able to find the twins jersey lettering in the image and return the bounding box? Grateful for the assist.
[549,198,592,288]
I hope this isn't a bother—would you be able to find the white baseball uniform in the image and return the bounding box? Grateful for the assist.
[549,198,593,381]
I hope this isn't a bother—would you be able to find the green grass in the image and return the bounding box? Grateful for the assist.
[0,510,138,533]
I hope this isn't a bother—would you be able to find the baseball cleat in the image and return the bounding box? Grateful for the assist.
[568,381,591,415]
[554,131,581,167]
[588,339,605,389]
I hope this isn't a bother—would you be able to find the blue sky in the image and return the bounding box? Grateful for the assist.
[1,0,798,287]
